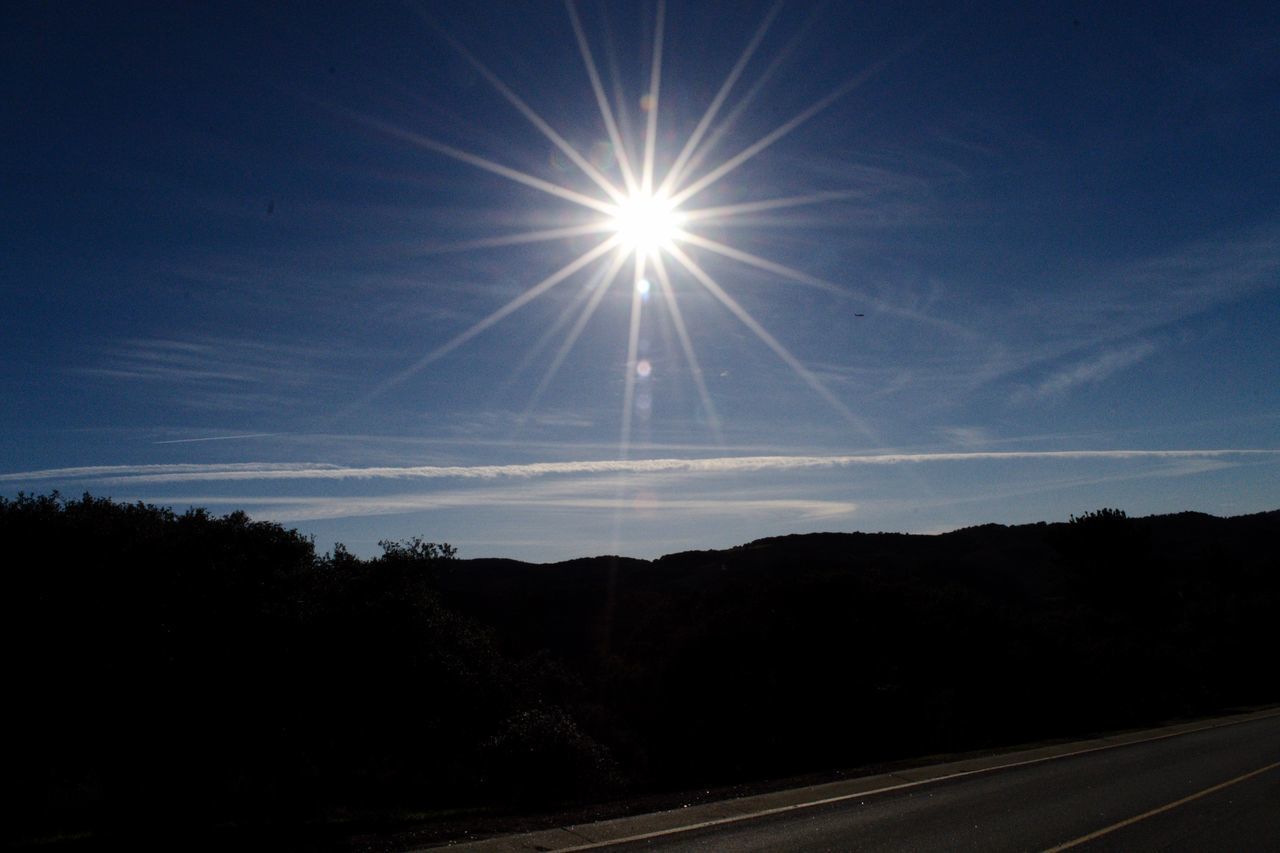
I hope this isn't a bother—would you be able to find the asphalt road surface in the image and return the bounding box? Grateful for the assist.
[607,713,1280,852]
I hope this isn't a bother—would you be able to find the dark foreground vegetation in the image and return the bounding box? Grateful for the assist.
[6,494,1279,848]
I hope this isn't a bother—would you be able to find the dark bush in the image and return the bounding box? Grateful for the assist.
[480,705,622,804]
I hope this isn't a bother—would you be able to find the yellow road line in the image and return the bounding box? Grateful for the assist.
[1042,759,1280,852]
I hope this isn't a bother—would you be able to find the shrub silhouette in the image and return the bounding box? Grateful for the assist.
[1054,507,1154,605]
[480,705,621,804]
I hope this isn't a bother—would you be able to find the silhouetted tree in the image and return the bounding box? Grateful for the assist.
[1069,507,1128,524]
[378,536,457,563]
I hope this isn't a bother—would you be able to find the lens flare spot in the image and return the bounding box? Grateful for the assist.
[589,140,615,171]
[636,278,651,297]
[636,359,652,378]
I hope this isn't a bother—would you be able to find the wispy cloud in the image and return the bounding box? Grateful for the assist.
[1017,229,1280,359]
[157,492,859,524]
[77,338,320,385]
[152,433,277,445]
[1028,340,1159,401]
[72,337,350,411]
[890,225,1280,407]
[5,449,1275,486]
[936,426,997,447]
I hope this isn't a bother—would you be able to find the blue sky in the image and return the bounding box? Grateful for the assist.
[3,1,1278,561]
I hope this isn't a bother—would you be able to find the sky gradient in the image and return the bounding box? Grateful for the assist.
[4,1,1278,561]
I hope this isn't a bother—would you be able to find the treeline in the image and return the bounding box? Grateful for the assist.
[5,494,1279,846]
[5,494,609,847]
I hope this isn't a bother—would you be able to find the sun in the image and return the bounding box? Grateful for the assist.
[354,0,876,446]
[607,191,684,257]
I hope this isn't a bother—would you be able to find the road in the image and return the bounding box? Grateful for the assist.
[604,712,1280,852]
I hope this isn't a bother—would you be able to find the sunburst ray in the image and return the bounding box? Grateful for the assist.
[412,222,614,256]
[674,229,851,298]
[657,0,784,197]
[351,111,615,215]
[516,247,631,429]
[498,247,625,401]
[641,0,666,196]
[565,0,640,195]
[619,252,651,458]
[677,229,973,335]
[666,243,871,436]
[423,19,627,205]
[670,41,915,208]
[661,2,823,198]
[680,190,859,224]
[356,236,620,410]
[650,252,722,438]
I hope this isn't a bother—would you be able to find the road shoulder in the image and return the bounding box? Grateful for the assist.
[421,706,1280,852]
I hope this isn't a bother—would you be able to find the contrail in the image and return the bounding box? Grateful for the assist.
[6,450,1274,485]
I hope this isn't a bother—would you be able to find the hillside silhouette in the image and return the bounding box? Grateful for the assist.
[5,493,1278,848]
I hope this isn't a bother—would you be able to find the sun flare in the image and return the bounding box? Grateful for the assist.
[358,0,875,450]
[608,191,684,256]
